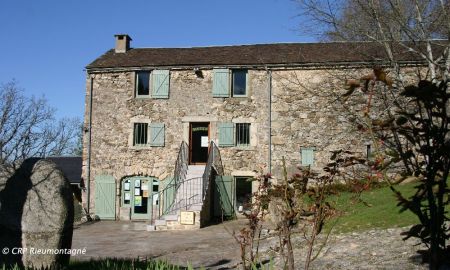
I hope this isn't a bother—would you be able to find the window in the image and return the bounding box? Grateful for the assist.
[133,123,148,146]
[136,71,150,97]
[135,70,170,98]
[131,122,165,147]
[232,70,247,97]
[218,122,251,147]
[301,148,314,166]
[212,68,248,97]
[236,123,250,146]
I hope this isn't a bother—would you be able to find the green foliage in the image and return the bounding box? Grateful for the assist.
[1,258,198,270]
[327,182,420,233]
[344,71,450,268]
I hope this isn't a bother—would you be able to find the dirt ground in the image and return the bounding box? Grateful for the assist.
[71,219,428,269]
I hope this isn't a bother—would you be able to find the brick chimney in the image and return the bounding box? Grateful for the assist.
[114,34,132,53]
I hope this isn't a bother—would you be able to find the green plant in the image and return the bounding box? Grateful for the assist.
[344,70,450,268]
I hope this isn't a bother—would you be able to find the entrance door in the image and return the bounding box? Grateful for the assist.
[95,175,116,220]
[189,122,210,164]
[122,177,158,220]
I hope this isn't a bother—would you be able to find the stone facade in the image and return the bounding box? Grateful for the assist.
[82,40,391,221]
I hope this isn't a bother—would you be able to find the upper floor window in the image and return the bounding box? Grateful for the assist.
[232,70,247,97]
[136,71,150,97]
[135,70,170,99]
[212,68,248,98]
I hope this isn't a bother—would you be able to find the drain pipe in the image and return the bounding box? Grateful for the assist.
[86,75,94,214]
[268,69,272,174]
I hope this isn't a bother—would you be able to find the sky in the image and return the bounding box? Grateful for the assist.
[0,0,314,120]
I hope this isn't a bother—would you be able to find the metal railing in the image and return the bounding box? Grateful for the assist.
[151,141,188,223]
[173,141,189,188]
[202,141,224,199]
[150,140,224,224]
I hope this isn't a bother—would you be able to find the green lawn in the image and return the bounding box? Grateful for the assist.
[327,182,420,233]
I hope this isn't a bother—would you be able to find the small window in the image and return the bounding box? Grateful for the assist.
[236,123,250,147]
[133,123,148,146]
[136,71,150,97]
[232,70,247,97]
[301,148,314,166]
[366,144,372,159]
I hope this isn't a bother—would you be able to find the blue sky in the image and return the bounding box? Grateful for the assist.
[0,0,313,120]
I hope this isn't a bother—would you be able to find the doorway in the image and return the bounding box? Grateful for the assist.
[189,122,209,164]
[121,177,159,220]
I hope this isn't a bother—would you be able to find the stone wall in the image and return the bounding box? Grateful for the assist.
[82,69,270,215]
[82,66,397,218]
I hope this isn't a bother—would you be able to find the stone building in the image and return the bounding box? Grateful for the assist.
[82,34,415,229]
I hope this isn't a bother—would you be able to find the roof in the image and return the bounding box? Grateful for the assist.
[86,41,444,70]
[46,156,82,184]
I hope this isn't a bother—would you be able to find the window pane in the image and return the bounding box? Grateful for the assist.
[236,123,250,146]
[232,70,247,96]
[133,123,148,145]
[136,72,150,96]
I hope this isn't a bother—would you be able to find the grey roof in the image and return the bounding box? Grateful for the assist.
[86,41,446,70]
[46,156,82,184]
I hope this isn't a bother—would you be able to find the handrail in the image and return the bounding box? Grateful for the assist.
[152,141,189,223]
[173,141,189,188]
[150,141,224,225]
[202,141,224,199]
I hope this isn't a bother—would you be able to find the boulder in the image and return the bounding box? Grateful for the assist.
[0,158,74,268]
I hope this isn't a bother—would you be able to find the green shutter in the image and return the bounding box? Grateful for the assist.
[213,68,230,97]
[214,175,234,217]
[152,70,170,98]
[218,122,234,147]
[150,123,165,146]
[161,176,176,215]
[301,148,314,166]
[94,175,116,220]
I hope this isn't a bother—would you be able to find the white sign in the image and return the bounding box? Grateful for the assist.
[201,136,209,147]
[180,211,195,225]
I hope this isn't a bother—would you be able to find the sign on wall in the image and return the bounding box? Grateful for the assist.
[180,211,195,225]
[201,136,209,147]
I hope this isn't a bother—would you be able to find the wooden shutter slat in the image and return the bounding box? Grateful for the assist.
[152,70,170,98]
[150,123,165,146]
[213,69,230,97]
[218,122,234,147]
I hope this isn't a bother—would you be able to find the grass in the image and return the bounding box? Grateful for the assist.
[327,182,420,233]
[1,258,198,270]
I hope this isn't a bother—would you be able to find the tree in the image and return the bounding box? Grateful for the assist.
[295,0,450,268]
[296,0,450,80]
[0,80,81,169]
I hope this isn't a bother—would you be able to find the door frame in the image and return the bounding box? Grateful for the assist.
[122,176,158,220]
[189,122,210,165]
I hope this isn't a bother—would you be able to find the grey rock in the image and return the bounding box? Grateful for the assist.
[0,158,74,268]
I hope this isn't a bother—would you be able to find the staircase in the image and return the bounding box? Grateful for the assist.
[151,165,205,230]
[172,165,205,212]
[148,141,223,231]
